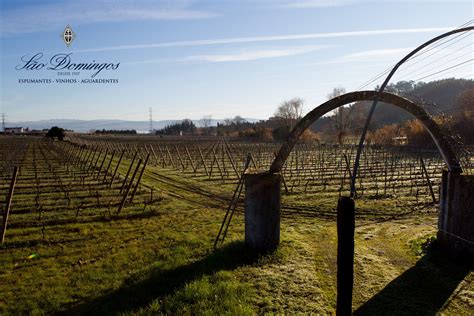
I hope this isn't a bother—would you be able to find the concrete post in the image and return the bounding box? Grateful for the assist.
[244,172,281,252]
[438,170,474,261]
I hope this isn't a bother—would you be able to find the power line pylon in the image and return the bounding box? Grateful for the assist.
[149,107,153,134]
[1,113,5,133]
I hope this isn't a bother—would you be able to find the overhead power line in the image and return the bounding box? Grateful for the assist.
[394,42,473,81]
[412,58,473,82]
[356,20,474,91]
[396,32,473,77]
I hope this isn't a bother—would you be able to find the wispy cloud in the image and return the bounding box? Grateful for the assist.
[128,45,331,65]
[279,0,471,8]
[0,1,217,36]
[280,0,355,8]
[178,45,330,63]
[343,47,413,60]
[75,27,452,53]
[315,47,414,65]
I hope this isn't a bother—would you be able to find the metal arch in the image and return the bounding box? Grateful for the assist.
[350,25,473,196]
[269,90,462,174]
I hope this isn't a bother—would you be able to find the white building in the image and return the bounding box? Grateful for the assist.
[4,127,25,135]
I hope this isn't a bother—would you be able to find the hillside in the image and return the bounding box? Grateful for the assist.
[311,78,474,133]
[364,78,473,127]
[7,79,472,136]
[405,78,474,113]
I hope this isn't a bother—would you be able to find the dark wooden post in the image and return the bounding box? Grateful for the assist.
[1,167,19,244]
[93,149,105,171]
[336,196,355,316]
[212,148,224,181]
[175,146,186,170]
[90,149,102,171]
[74,145,87,165]
[97,149,109,177]
[117,159,142,214]
[149,145,159,166]
[420,157,436,204]
[184,145,196,173]
[166,146,175,169]
[215,154,252,249]
[85,147,96,169]
[110,150,125,187]
[198,146,209,176]
[130,154,150,203]
[225,147,240,178]
[120,151,137,193]
[157,146,167,167]
[103,150,116,182]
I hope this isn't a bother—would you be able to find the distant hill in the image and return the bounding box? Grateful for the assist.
[8,79,472,134]
[405,78,474,113]
[370,78,473,127]
[8,118,261,133]
[312,78,474,132]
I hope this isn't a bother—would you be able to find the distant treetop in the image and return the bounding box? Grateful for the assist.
[95,129,137,135]
[45,126,65,140]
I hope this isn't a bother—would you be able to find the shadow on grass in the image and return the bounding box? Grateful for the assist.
[57,241,259,315]
[354,247,471,315]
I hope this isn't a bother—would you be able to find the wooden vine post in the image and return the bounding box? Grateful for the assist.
[1,167,19,244]
[130,154,150,203]
[420,157,436,203]
[117,159,142,214]
[110,150,125,187]
[120,151,138,193]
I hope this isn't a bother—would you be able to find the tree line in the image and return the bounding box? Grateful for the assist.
[151,78,473,146]
[46,78,474,147]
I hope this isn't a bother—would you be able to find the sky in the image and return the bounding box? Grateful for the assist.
[0,0,473,122]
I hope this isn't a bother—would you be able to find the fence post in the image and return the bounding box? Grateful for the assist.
[103,150,116,182]
[420,157,436,204]
[198,146,209,176]
[120,151,137,193]
[336,196,355,316]
[1,167,19,244]
[110,150,125,187]
[97,149,109,177]
[117,159,142,214]
[130,154,150,203]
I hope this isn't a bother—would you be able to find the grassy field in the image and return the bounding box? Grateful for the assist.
[0,139,473,315]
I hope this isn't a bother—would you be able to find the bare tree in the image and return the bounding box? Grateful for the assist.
[201,115,212,128]
[328,87,346,99]
[201,115,212,135]
[233,115,246,125]
[327,87,352,145]
[223,118,233,126]
[223,116,246,126]
[274,98,304,130]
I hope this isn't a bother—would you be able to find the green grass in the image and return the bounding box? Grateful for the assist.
[1,157,473,315]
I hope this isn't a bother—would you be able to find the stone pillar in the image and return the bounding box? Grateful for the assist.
[244,172,281,252]
[438,170,474,261]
